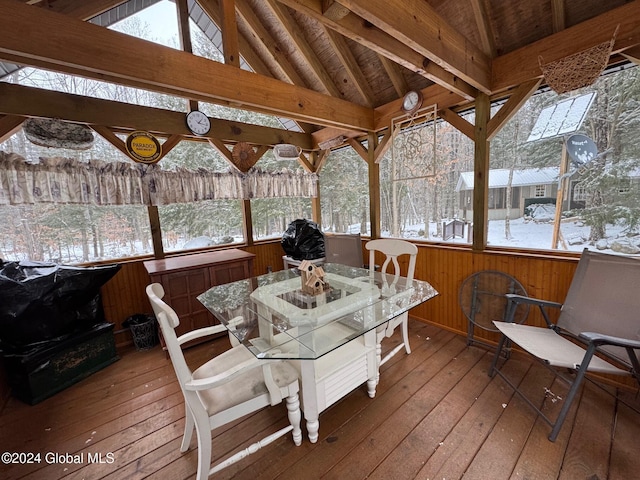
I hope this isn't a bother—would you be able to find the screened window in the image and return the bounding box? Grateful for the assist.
[488,64,640,253]
[319,147,370,235]
[379,112,474,243]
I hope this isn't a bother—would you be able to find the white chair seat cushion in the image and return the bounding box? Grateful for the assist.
[192,345,298,416]
[493,321,628,375]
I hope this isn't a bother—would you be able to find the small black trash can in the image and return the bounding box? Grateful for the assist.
[124,314,158,351]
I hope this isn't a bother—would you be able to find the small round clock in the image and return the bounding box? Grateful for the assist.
[186,110,211,136]
[402,90,423,116]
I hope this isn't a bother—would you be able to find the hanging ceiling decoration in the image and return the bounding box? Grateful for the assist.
[23,118,95,150]
[539,26,618,95]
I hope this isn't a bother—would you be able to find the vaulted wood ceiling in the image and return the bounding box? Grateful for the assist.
[0,0,639,160]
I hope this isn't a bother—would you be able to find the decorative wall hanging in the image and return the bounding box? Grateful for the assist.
[391,104,438,178]
[125,131,162,164]
[539,26,619,94]
[232,142,258,171]
[23,118,94,150]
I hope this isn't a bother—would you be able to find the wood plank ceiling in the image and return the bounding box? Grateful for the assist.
[0,0,638,166]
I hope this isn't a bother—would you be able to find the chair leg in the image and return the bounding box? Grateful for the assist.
[181,405,195,452]
[193,411,212,480]
[548,348,594,442]
[489,333,509,378]
[286,393,303,446]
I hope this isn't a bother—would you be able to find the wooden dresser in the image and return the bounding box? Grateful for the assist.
[144,249,255,338]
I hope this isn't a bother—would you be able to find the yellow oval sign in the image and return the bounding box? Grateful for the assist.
[126,131,162,164]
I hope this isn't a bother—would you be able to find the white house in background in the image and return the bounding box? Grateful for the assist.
[455,167,562,221]
[456,165,640,221]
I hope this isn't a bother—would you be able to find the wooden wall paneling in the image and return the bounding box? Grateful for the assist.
[243,242,287,274]
[100,261,153,348]
[96,242,581,354]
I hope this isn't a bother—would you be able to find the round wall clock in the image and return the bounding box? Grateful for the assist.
[186,110,211,136]
[401,90,423,116]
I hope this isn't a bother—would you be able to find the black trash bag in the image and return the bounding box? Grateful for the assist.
[0,260,121,352]
[281,219,325,260]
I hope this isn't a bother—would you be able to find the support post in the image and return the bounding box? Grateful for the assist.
[472,93,490,251]
[367,131,381,239]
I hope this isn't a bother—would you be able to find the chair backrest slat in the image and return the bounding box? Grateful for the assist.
[559,249,640,365]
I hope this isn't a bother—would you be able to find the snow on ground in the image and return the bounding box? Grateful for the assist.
[390,204,634,254]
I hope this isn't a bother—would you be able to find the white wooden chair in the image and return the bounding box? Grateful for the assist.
[365,239,418,378]
[146,283,302,480]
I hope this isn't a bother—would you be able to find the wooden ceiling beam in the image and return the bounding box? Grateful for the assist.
[334,0,492,93]
[264,0,343,97]
[0,114,25,144]
[196,0,276,79]
[218,0,241,67]
[0,82,315,149]
[469,0,496,58]
[0,0,373,130]
[176,0,194,54]
[277,0,478,101]
[550,0,566,33]
[198,0,313,133]
[175,0,200,112]
[38,0,128,19]
[378,54,407,98]
[322,26,375,106]
[234,0,308,85]
[321,0,349,21]
[492,1,640,92]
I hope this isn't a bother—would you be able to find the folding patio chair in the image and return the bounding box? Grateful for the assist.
[489,249,640,441]
[324,232,363,267]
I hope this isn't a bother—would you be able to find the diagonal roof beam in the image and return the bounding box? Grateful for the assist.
[334,0,491,94]
[550,0,566,33]
[469,0,496,58]
[264,0,343,97]
[195,0,277,79]
[322,25,375,106]
[378,54,407,98]
[0,0,374,130]
[277,0,478,101]
[234,0,308,85]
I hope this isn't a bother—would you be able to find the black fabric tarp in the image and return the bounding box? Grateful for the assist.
[0,260,120,354]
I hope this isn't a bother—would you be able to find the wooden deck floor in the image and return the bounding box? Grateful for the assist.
[2,321,639,480]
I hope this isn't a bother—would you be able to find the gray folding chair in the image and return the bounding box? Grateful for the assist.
[489,249,640,441]
[324,232,363,267]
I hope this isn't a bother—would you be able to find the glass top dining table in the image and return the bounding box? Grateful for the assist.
[198,263,438,360]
